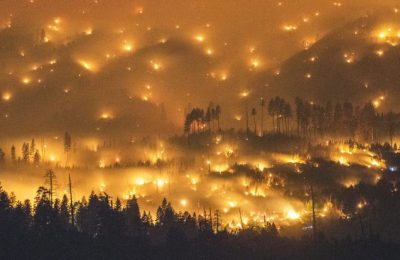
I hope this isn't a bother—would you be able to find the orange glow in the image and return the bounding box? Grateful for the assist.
[2,91,12,101]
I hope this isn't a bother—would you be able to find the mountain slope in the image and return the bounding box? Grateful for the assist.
[252,10,400,110]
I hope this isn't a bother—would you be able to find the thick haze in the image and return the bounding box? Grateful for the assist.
[0,0,399,137]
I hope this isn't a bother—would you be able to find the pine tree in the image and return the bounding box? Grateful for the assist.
[29,139,35,160]
[142,211,153,233]
[156,198,176,227]
[22,143,29,163]
[125,196,142,236]
[33,186,54,234]
[33,150,41,165]
[115,197,122,211]
[214,209,221,233]
[11,145,16,163]
[64,132,72,167]
[68,174,75,227]
[60,194,70,229]
[44,169,56,206]
[260,98,265,136]
[0,149,5,163]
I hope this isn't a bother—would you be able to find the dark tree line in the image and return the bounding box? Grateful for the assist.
[1,165,399,259]
[0,132,72,166]
[184,103,221,135]
[268,96,292,135]
[294,98,399,143]
[0,170,284,259]
[182,97,400,145]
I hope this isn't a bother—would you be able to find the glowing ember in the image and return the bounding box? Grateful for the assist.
[150,60,162,71]
[240,90,250,98]
[100,112,113,120]
[77,60,96,72]
[2,91,12,101]
[194,34,205,42]
[21,77,31,85]
[122,42,134,52]
[283,24,297,31]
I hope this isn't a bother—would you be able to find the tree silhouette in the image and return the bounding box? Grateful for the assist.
[283,102,292,135]
[156,198,176,228]
[360,102,377,142]
[215,105,221,131]
[29,139,35,161]
[205,107,212,132]
[124,195,142,236]
[64,132,72,167]
[33,186,57,234]
[44,169,56,206]
[0,149,5,164]
[386,111,397,146]
[251,108,257,134]
[21,143,29,163]
[295,97,304,136]
[60,194,70,229]
[33,150,41,165]
[260,97,265,136]
[268,98,276,133]
[10,145,16,163]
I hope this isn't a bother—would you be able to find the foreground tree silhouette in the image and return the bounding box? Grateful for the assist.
[0,180,399,259]
[124,195,142,237]
[44,169,56,206]
[60,194,70,229]
[33,186,58,234]
[156,198,176,228]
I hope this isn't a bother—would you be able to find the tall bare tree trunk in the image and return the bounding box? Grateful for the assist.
[310,183,317,242]
[272,114,275,133]
[253,116,257,134]
[69,173,74,227]
[246,104,249,136]
[260,106,264,136]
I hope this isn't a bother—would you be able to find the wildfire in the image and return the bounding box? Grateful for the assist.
[375,49,385,57]
[286,209,300,220]
[338,156,349,166]
[240,90,250,98]
[283,24,297,32]
[21,77,31,85]
[77,60,96,72]
[2,91,12,101]
[249,58,261,69]
[122,42,134,52]
[194,34,205,43]
[135,177,147,186]
[84,28,93,35]
[150,60,162,71]
[372,95,384,108]
[374,25,400,46]
[343,52,355,64]
[179,199,188,206]
[100,112,113,120]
